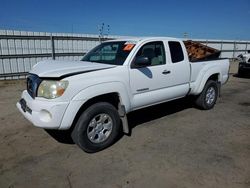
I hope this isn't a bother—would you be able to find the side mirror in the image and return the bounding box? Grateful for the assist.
[133,56,151,68]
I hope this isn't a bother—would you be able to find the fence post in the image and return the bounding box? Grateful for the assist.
[50,34,55,60]
[245,42,248,54]
[220,40,223,58]
[233,41,236,59]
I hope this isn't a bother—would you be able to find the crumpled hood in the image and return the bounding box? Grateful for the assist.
[30,60,116,78]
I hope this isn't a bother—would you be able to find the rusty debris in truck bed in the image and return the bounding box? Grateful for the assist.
[184,40,221,62]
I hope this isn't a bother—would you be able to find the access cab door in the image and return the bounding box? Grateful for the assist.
[129,40,190,110]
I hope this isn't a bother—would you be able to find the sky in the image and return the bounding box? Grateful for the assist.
[0,0,249,40]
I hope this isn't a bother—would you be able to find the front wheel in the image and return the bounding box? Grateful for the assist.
[195,80,219,110]
[71,102,121,153]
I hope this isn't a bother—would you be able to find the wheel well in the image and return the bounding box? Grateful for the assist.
[81,93,120,110]
[208,73,219,82]
[206,73,221,97]
[70,93,120,131]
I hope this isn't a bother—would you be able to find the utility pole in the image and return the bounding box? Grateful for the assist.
[98,23,110,43]
[107,25,110,38]
[183,32,188,39]
[98,23,104,43]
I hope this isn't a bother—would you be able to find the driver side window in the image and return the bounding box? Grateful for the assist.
[135,41,166,66]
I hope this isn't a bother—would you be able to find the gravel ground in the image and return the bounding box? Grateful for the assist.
[0,61,249,188]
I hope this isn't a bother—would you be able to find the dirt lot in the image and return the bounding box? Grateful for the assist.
[0,62,249,188]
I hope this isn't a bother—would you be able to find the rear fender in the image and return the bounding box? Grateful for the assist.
[192,67,221,95]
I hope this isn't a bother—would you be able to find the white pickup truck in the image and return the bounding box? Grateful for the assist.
[17,37,230,152]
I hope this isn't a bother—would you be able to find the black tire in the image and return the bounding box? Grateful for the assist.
[195,80,218,110]
[238,67,245,77]
[71,102,121,153]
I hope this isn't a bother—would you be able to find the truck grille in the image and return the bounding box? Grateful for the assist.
[27,74,42,98]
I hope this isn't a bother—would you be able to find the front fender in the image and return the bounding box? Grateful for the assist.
[72,81,131,112]
[59,82,131,130]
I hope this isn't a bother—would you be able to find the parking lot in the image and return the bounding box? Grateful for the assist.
[0,61,249,188]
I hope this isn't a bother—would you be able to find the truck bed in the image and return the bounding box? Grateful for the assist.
[184,40,221,62]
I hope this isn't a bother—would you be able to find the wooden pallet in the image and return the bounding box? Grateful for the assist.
[184,40,221,62]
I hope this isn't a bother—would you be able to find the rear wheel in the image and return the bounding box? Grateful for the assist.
[71,102,121,153]
[195,80,218,110]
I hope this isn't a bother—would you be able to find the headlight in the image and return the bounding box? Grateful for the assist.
[37,80,68,99]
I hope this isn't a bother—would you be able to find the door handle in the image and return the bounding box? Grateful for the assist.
[162,70,171,74]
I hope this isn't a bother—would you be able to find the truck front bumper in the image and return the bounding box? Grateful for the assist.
[16,90,69,129]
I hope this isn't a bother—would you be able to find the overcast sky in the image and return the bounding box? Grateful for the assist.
[0,0,249,40]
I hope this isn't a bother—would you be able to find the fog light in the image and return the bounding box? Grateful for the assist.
[39,110,52,122]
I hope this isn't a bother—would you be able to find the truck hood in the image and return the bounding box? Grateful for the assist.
[30,60,116,79]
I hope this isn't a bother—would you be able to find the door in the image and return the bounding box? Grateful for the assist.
[129,40,190,109]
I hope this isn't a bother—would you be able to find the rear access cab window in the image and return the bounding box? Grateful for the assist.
[168,41,184,63]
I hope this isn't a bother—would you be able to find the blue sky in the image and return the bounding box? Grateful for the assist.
[0,0,249,40]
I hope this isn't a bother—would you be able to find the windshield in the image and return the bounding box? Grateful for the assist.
[81,41,135,65]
